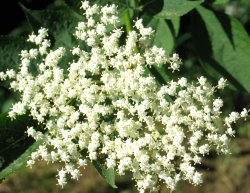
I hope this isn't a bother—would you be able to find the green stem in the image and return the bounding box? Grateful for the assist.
[124,9,133,35]
[124,8,139,53]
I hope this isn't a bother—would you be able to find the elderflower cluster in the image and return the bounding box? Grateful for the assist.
[0,1,248,192]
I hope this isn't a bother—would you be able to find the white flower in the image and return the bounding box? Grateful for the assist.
[193,172,202,185]
[218,77,227,89]
[240,108,249,119]
[226,127,235,136]
[213,98,223,112]
[0,1,248,192]
[198,76,207,86]
[57,169,67,187]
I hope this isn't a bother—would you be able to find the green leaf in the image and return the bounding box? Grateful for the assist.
[0,113,38,169]
[20,3,82,48]
[213,0,230,5]
[192,6,250,92]
[0,36,31,72]
[92,161,117,188]
[149,18,175,53]
[20,3,83,70]
[147,18,174,84]
[141,0,164,17]
[0,140,42,181]
[20,2,127,48]
[62,0,82,13]
[170,17,180,37]
[156,0,204,18]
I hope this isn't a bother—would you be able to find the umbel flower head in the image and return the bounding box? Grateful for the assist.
[0,1,248,192]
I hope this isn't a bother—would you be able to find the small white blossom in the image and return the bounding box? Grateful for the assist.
[240,108,249,119]
[218,77,227,89]
[226,127,235,136]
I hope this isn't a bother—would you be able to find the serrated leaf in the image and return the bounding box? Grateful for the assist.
[0,140,42,181]
[192,6,250,92]
[92,161,117,188]
[156,0,204,19]
[0,36,31,72]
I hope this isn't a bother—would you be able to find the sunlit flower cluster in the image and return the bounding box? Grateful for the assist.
[0,1,248,192]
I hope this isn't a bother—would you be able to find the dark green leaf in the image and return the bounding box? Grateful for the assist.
[92,161,117,188]
[0,113,40,180]
[149,18,175,53]
[20,3,84,70]
[192,6,250,92]
[62,0,82,13]
[141,0,164,17]
[213,0,230,5]
[147,18,175,84]
[169,17,180,37]
[20,3,82,48]
[0,36,31,72]
[20,2,127,54]
[156,0,204,18]
[0,140,42,181]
